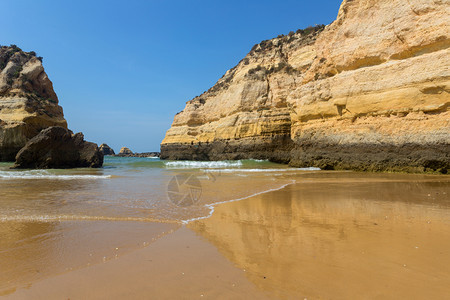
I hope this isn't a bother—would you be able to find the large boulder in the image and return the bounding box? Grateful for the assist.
[99,143,115,155]
[13,126,103,169]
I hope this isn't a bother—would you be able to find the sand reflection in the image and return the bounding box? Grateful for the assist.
[189,174,450,299]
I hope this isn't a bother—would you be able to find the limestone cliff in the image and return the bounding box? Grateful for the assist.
[0,45,67,161]
[161,0,449,173]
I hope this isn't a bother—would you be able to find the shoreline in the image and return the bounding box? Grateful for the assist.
[181,179,297,224]
[160,143,450,175]
[2,171,450,299]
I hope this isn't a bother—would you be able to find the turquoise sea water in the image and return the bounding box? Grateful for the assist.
[0,156,317,293]
[0,156,315,223]
[1,157,450,297]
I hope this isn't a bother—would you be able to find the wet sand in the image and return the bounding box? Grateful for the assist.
[189,174,450,299]
[2,172,450,299]
[3,227,271,300]
[0,221,180,296]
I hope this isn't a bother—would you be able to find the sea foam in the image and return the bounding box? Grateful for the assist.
[202,167,321,173]
[182,180,296,224]
[164,160,243,168]
[0,170,111,180]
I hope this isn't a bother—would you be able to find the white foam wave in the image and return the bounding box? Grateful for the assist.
[202,167,321,173]
[0,170,111,180]
[0,214,179,224]
[182,180,296,224]
[164,160,243,168]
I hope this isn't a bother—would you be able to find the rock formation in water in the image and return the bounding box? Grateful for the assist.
[99,143,115,155]
[14,126,103,169]
[115,152,160,158]
[161,0,449,173]
[118,147,133,155]
[0,45,67,161]
[114,147,159,157]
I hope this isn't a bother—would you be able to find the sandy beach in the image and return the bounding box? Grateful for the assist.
[1,0,449,298]
[2,171,449,299]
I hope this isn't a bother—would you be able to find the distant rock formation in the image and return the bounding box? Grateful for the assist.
[119,147,133,155]
[114,146,159,157]
[14,126,103,169]
[161,0,449,173]
[135,152,159,158]
[0,45,67,161]
[99,143,115,155]
[115,152,160,158]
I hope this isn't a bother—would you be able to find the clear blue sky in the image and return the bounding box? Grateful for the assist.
[2,0,342,152]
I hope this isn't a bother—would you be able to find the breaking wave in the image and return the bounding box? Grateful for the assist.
[0,170,111,180]
[164,160,243,168]
[0,214,179,224]
[202,167,321,173]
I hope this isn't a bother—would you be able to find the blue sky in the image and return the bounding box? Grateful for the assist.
[2,0,342,152]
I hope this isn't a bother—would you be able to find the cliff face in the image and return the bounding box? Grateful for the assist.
[161,28,322,163]
[0,45,67,161]
[161,0,450,173]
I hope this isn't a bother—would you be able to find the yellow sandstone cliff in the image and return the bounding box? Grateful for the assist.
[162,0,449,173]
[0,45,67,161]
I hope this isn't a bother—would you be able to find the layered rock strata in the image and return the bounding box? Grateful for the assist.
[161,0,450,173]
[0,45,67,161]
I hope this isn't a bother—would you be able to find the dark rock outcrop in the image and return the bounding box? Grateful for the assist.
[160,136,292,163]
[99,143,115,155]
[114,151,160,158]
[13,126,103,169]
[289,138,450,174]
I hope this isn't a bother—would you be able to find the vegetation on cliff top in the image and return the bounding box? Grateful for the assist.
[0,45,42,70]
[184,24,326,108]
[250,24,326,53]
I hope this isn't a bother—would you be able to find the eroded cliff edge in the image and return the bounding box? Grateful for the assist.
[161,0,450,173]
[0,45,67,161]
